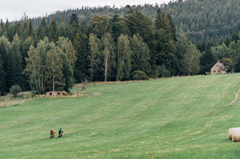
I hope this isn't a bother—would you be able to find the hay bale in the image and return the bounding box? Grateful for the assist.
[229,128,240,140]
[229,128,240,141]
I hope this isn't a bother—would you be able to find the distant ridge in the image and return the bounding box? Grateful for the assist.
[23,0,240,44]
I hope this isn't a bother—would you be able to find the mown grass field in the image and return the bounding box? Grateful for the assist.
[1,74,240,158]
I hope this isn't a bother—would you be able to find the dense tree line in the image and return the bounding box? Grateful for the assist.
[2,5,240,96]
[14,0,240,45]
[0,7,202,96]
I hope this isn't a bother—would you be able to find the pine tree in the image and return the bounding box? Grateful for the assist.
[7,34,24,90]
[154,29,177,75]
[57,17,66,37]
[88,33,101,81]
[0,47,6,95]
[73,32,89,82]
[200,42,217,74]
[176,29,189,74]
[60,51,74,92]
[37,17,48,40]
[69,13,79,26]
[130,33,150,74]
[110,15,130,42]
[48,17,58,42]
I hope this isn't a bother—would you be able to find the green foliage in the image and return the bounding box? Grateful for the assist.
[88,15,111,39]
[73,32,89,82]
[88,33,101,81]
[222,58,233,71]
[181,43,200,75]
[130,34,151,75]
[117,34,131,81]
[152,64,170,78]
[45,42,65,91]
[101,32,115,82]
[0,53,5,96]
[7,34,24,90]
[9,84,22,98]
[131,70,149,80]
[30,89,36,98]
[200,42,217,74]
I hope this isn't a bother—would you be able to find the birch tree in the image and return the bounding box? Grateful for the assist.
[116,34,131,81]
[181,44,200,75]
[45,42,65,91]
[101,32,115,82]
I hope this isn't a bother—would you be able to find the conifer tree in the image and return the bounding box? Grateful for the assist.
[73,32,89,82]
[154,29,177,75]
[110,15,130,42]
[48,17,58,42]
[37,17,48,40]
[57,17,66,37]
[0,46,6,95]
[60,51,74,92]
[88,33,100,81]
[200,42,217,74]
[7,34,24,89]
[130,33,150,74]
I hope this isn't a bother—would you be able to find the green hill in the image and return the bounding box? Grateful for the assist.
[1,74,240,158]
[28,0,240,44]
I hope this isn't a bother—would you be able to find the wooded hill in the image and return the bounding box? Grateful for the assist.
[26,0,240,44]
[1,0,240,96]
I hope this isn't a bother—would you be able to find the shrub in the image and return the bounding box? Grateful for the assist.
[131,70,149,80]
[151,64,171,78]
[31,89,36,98]
[9,85,22,98]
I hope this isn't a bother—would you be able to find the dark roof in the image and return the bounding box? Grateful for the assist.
[217,62,226,70]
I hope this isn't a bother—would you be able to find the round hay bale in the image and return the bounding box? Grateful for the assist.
[230,128,240,142]
[229,127,240,140]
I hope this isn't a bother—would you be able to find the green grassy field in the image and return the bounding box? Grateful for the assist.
[1,74,240,158]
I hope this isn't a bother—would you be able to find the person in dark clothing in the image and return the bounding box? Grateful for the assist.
[58,128,63,138]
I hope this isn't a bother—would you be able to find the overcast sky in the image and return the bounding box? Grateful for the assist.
[0,0,171,22]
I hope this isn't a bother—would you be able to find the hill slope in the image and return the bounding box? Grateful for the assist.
[1,74,240,158]
[29,0,240,44]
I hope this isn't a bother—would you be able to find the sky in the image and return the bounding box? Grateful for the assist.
[0,0,172,22]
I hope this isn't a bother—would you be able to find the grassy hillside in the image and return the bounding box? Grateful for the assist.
[1,74,240,158]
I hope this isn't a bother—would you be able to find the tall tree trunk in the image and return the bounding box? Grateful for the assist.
[104,53,108,82]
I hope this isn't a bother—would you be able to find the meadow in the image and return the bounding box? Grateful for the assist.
[1,74,240,158]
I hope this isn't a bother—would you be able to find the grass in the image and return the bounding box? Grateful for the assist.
[1,74,240,158]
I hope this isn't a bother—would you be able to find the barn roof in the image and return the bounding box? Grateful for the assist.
[217,62,226,70]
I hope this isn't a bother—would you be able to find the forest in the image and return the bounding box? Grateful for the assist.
[27,0,240,44]
[1,1,240,96]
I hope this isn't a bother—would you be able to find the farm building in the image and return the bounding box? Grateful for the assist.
[210,60,227,75]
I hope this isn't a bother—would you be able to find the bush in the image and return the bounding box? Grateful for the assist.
[31,89,36,98]
[152,64,171,78]
[131,70,149,80]
[205,72,210,75]
[9,85,22,98]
